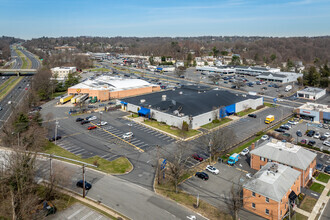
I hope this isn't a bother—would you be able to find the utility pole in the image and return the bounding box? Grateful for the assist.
[156,145,160,184]
[82,164,86,198]
[197,193,199,208]
[49,154,52,180]
[17,132,20,147]
[54,119,59,145]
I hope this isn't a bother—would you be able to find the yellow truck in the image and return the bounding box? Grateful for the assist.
[265,115,275,124]
[59,94,74,105]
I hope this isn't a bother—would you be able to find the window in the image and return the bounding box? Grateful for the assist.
[268,159,272,162]
[252,203,256,209]
[260,157,265,161]
[266,197,269,203]
[252,192,256,197]
[260,165,263,169]
[265,209,269,215]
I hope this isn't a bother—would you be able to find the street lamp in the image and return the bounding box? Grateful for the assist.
[128,123,132,143]
[54,120,60,145]
[99,111,103,124]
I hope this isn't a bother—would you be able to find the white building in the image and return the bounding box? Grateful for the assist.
[235,66,280,76]
[296,87,326,100]
[256,72,303,83]
[51,67,77,80]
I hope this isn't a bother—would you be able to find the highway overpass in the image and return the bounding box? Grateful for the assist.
[0,69,37,75]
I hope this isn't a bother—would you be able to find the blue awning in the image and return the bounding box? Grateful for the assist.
[138,107,150,117]
[156,67,163,70]
[120,101,127,105]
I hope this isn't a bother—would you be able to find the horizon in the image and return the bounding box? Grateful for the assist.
[1,0,330,39]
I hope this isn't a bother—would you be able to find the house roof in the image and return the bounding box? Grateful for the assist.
[120,86,261,117]
[250,140,317,170]
[243,162,301,202]
[299,87,325,94]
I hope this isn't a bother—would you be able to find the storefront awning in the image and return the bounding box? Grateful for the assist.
[138,107,150,117]
[120,101,128,105]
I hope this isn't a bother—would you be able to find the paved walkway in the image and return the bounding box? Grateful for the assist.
[294,206,311,217]
[308,179,330,220]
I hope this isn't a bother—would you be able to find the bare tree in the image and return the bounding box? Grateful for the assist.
[166,142,189,193]
[199,128,235,162]
[175,66,186,78]
[232,80,245,89]
[225,183,244,220]
[210,75,220,84]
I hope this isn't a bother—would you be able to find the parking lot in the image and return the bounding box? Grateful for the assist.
[181,163,264,220]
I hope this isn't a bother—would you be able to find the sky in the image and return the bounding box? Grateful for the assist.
[0,0,330,39]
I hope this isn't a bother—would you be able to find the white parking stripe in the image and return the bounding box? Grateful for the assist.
[94,215,103,220]
[68,207,85,219]
[80,211,94,220]
[71,149,85,154]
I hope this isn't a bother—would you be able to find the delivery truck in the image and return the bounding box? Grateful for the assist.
[59,95,74,105]
[265,115,275,124]
[227,153,239,166]
[285,85,292,92]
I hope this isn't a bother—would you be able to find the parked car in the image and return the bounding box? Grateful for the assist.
[323,141,330,147]
[195,172,209,180]
[320,135,327,141]
[261,135,269,141]
[313,132,321,139]
[122,132,133,139]
[307,130,315,137]
[316,163,324,171]
[280,125,290,130]
[192,153,203,162]
[76,117,84,122]
[96,121,108,126]
[324,165,330,174]
[296,130,302,137]
[76,180,92,190]
[248,114,257,118]
[324,132,330,138]
[288,120,298,125]
[88,126,97,130]
[49,136,62,142]
[246,173,253,179]
[323,124,329,129]
[275,128,285,133]
[308,140,316,146]
[81,120,90,125]
[87,116,97,121]
[301,139,307,144]
[206,165,219,174]
[240,148,249,156]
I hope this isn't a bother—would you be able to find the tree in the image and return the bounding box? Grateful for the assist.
[167,142,189,193]
[149,56,154,65]
[187,53,193,66]
[221,51,228,56]
[231,55,241,66]
[175,66,186,78]
[270,54,276,62]
[225,183,244,220]
[199,128,235,162]
[210,75,220,84]
[212,46,219,57]
[232,80,245,89]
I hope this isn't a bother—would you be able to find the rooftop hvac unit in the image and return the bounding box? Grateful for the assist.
[173,110,179,115]
[179,91,183,95]
[162,95,167,101]
[140,99,146,103]
[242,94,246,97]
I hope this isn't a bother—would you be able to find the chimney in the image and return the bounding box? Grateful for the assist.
[251,142,255,150]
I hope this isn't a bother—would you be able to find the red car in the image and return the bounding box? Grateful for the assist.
[192,153,203,162]
[88,126,97,130]
[300,139,307,144]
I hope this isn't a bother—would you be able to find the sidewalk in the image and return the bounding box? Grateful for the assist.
[308,179,330,220]
[294,206,311,217]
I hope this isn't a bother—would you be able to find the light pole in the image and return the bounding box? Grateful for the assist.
[128,123,132,143]
[54,120,59,145]
[99,111,103,124]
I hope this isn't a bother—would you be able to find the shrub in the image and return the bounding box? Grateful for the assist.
[182,121,189,131]
[256,131,264,136]
[256,105,264,110]
[212,119,220,124]
[93,160,100,167]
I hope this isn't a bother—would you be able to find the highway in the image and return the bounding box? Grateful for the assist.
[0,47,39,129]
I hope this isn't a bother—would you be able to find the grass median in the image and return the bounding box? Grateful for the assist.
[0,77,23,100]
[0,76,15,91]
[16,50,31,69]
[201,118,232,130]
[43,142,132,174]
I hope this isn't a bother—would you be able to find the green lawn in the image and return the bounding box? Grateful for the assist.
[0,76,15,91]
[51,91,67,99]
[291,212,308,220]
[316,173,330,183]
[310,182,325,194]
[201,118,232,129]
[43,142,132,174]
[0,77,23,100]
[264,102,275,107]
[143,120,200,138]
[89,68,110,72]
[300,195,317,213]
[236,108,256,117]
[16,50,31,69]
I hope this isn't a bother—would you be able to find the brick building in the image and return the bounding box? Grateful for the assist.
[243,162,301,220]
[250,139,317,187]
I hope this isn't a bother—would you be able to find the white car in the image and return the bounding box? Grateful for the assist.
[88,116,97,121]
[246,173,253,179]
[324,132,330,138]
[240,148,249,156]
[206,165,219,175]
[323,141,330,147]
[97,121,108,126]
[122,132,133,139]
[313,132,321,139]
[288,120,298,125]
[261,135,269,141]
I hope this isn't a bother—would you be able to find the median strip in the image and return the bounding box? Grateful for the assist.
[0,76,23,100]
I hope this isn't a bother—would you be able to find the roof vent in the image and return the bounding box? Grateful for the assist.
[162,95,166,101]
[140,99,145,103]
[179,91,183,95]
[242,94,246,97]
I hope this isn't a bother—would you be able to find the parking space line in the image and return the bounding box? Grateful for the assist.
[94,215,103,220]
[71,149,85,154]
[80,211,94,220]
[68,207,85,219]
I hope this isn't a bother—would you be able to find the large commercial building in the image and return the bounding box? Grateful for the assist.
[256,72,303,83]
[51,67,77,80]
[250,139,317,187]
[235,66,280,76]
[243,162,301,220]
[119,86,263,129]
[67,76,160,101]
[296,87,326,100]
[294,102,330,124]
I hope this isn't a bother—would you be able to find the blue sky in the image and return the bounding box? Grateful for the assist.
[1,0,329,39]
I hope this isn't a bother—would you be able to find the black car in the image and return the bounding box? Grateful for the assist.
[320,135,327,141]
[307,130,315,137]
[308,140,316,146]
[324,165,330,174]
[49,136,61,142]
[316,163,323,171]
[280,125,290,130]
[248,114,257,118]
[195,172,209,180]
[76,117,84,122]
[76,180,92,190]
[231,85,237,89]
[81,120,90,125]
[275,128,285,133]
[296,131,302,137]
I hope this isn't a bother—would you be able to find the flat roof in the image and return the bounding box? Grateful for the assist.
[120,86,260,117]
[244,162,301,202]
[299,102,330,113]
[250,139,317,170]
[298,87,326,94]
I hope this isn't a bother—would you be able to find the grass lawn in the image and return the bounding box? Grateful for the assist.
[327,191,330,196]
[89,68,110,72]
[51,91,67,99]
[0,76,15,91]
[316,173,330,183]
[292,212,308,220]
[201,118,232,130]
[16,50,31,69]
[236,108,256,117]
[221,133,264,160]
[128,113,139,118]
[310,182,325,194]
[264,102,275,107]
[143,120,201,138]
[155,183,232,220]
[43,142,132,174]
[0,77,23,100]
[300,195,317,212]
